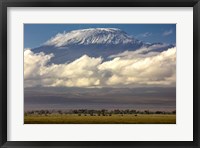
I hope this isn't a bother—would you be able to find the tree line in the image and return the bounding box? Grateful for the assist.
[25,109,176,116]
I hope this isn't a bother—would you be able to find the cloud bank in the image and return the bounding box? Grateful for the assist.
[24,47,176,88]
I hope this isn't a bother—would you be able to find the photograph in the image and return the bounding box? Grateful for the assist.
[24,24,176,124]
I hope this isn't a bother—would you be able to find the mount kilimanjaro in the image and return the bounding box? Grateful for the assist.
[32,28,174,64]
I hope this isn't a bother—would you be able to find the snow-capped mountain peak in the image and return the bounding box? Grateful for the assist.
[44,28,138,47]
[33,28,174,64]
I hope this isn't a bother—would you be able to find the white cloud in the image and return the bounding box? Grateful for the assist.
[109,43,170,59]
[138,32,152,38]
[163,29,173,36]
[24,47,176,88]
[24,49,54,80]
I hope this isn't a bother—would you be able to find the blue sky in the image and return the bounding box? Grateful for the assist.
[24,24,176,48]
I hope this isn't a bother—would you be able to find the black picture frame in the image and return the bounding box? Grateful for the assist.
[0,0,200,147]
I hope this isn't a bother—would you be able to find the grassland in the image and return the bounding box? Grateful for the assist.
[24,114,176,124]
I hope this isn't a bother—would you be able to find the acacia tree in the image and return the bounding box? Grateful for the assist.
[144,110,149,114]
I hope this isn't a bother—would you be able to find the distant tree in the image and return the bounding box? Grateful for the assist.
[58,110,63,115]
[114,109,120,114]
[79,109,87,114]
[88,110,95,116]
[38,110,45,115]
[130,110,136,114]
[73,110,78,114]
[124,109,130,114]
[97,112,101,116]
[101,109,107,116]
[29,111,34,115]
[155,111,163,114]
[45,110,50,115]
[172,110,176,114]
[144,110,149,114]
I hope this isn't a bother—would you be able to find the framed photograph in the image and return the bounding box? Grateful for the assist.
[0,0,199,147]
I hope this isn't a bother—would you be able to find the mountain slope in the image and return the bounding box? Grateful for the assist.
[32,28,173,64]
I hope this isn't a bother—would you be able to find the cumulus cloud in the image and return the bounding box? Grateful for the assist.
[24,49,54,80]
[163,29,173,36]
[24,47,176,88]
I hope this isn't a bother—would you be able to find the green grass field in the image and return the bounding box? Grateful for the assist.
[24,114,176,124]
